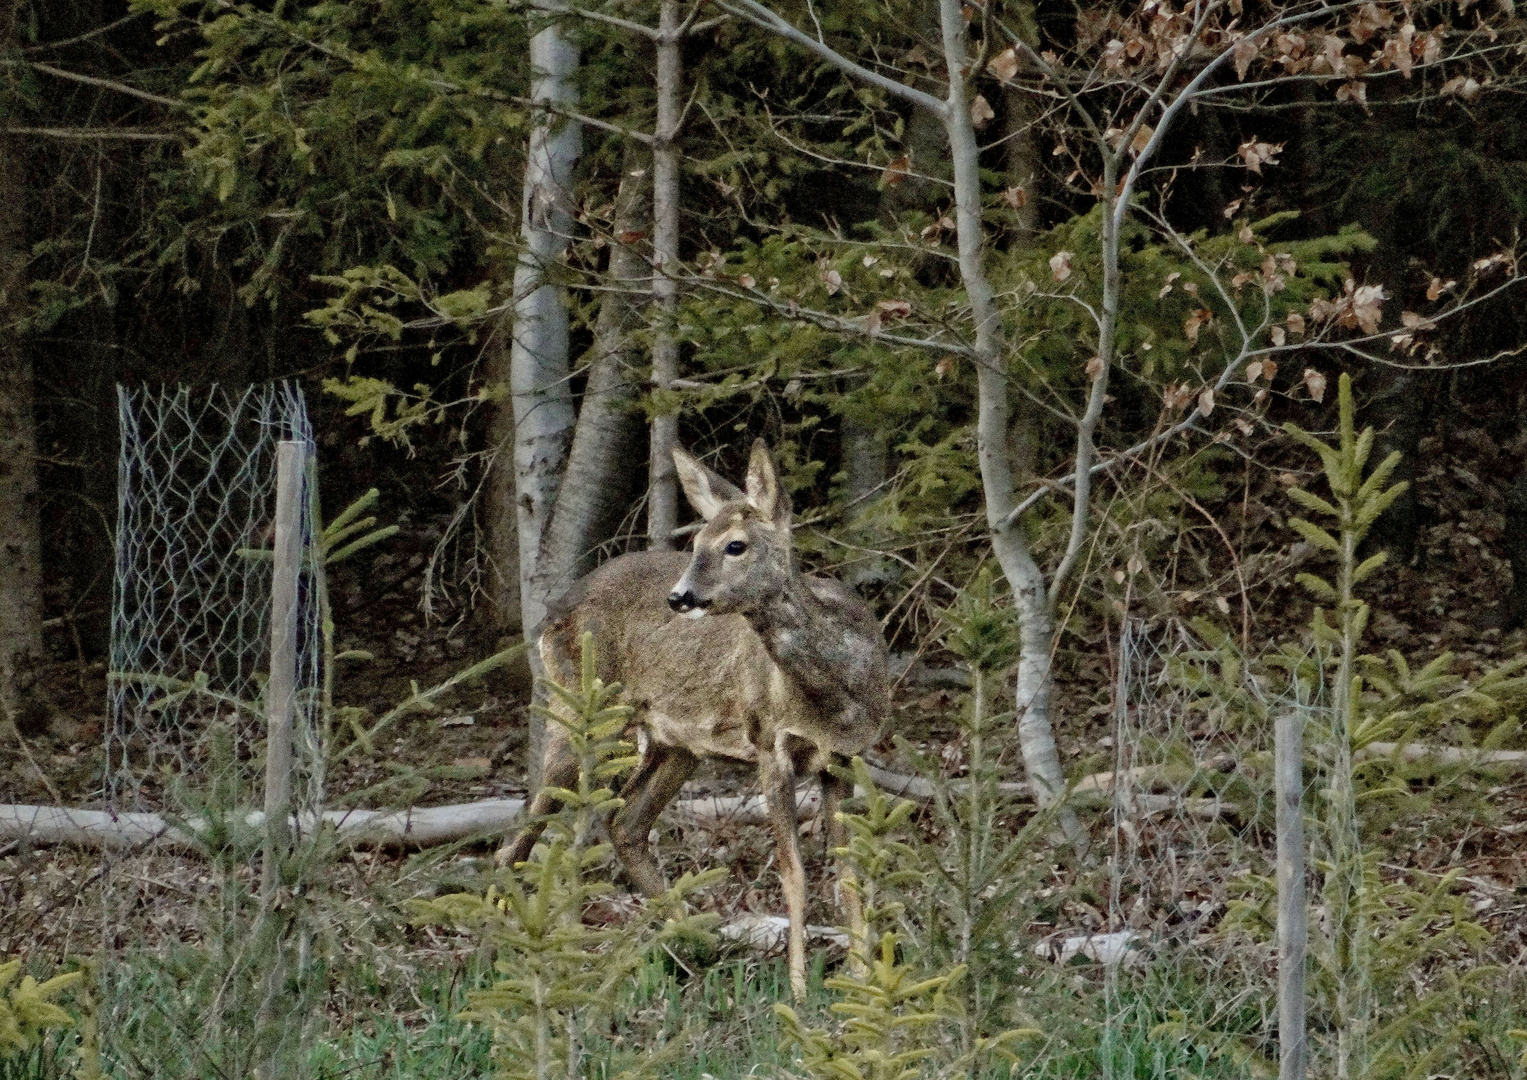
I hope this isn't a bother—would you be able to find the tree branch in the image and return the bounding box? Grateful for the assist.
[714,0,949,116]
[0,126,178,141]
[26,61,182,108]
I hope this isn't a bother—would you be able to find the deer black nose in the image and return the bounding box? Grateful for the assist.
[669,589,709,614]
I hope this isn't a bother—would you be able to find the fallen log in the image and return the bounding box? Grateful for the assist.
[1356,742,1527,768]
[717,913,850,953]
[0,799,528,852]
[1,761,1046,853]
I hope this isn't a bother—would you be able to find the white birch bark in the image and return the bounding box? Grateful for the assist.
[510,12,582,639]
[716,0,1083,851]
[646,0,682,548]
[934,0,1084,850]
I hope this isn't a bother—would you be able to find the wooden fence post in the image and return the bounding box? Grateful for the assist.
[1276,707,1308,1080]
[262,439,304,899]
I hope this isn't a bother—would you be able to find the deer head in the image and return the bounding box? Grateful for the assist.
[667,440,793,618]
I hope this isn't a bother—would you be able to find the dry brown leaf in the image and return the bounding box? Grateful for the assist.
[1350,283,1385,332]
[1336,80,1368,107]
[1049,250,1074,282]
[1238,138,1283,174]
[1285,312,1305,337]
[1239,224,1256,243]
[1270,324,1287,347]
[823,268,843,295]
[1421,29,1443,65]
[1001,185,1028,209]
[1223,198,1245,219]
[1441,75,1481,100]
[1246,360,1264,381]
[991,47,1021,83]
[884,155,910,186]
[1130,124,1154,157]
[738,273,756,289]
[876,299,912,318]
[1349,1,1394,43]
[1198,386,1216,416]
[1234,36,1258,80]
[1426,276,1455,300]
[970,94,996,129]
[935,356,954,379]
[1304,367,1328,402]
[1164,382,1196,410]
[1085,355,1106,380]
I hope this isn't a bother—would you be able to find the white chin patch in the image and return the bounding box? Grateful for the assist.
[682,607,709,620]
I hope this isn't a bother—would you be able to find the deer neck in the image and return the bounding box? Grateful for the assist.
[744,574,849,704]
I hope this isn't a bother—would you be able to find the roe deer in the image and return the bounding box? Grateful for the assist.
[498,440,889,998]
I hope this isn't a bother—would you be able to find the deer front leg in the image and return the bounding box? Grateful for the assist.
[610,743,697,898]
[762,748,808,1001]
[819,765,866,967]
[496,723,578,868]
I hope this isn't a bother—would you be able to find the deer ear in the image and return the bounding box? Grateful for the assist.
[745,439,791,526]
[672,446,743,521]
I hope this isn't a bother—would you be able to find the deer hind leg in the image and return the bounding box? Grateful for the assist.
[819,763,867,966]
[761,745,808,1001]
[610,742,698,898]
[495,718,578,868]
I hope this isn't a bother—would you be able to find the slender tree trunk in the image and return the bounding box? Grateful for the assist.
[935,0,1084,852]
[0,5,46,736]
[646,0,682,548]
[533,146,652,606]
[510,9,581,778]
[510,12,581,637]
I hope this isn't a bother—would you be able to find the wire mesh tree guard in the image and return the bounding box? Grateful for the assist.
[106,383,325,824]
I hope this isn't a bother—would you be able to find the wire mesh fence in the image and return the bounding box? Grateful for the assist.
[106,382,325,820]
[1100,618,1320,1078]
[101,383,328,1079]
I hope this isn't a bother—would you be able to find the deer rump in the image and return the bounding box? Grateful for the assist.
[538,550,880,768]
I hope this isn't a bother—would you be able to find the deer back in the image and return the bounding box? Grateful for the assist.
[538,550,885,765]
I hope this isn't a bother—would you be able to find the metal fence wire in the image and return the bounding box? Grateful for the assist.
[106,382,325,821]
[1101,618,1320,1078]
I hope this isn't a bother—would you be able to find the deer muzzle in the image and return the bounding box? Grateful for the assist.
[667,587,711,617]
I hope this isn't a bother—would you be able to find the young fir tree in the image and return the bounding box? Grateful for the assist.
[413,633,721,1080]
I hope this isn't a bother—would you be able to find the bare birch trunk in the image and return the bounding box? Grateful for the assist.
[533,147,652,607]
[646,0,682,548]
[0,8,45,736]
[511,9,581,777]
[935,0,1085,853]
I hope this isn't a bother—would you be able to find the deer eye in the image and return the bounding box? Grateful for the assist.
[724,539,749,557]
